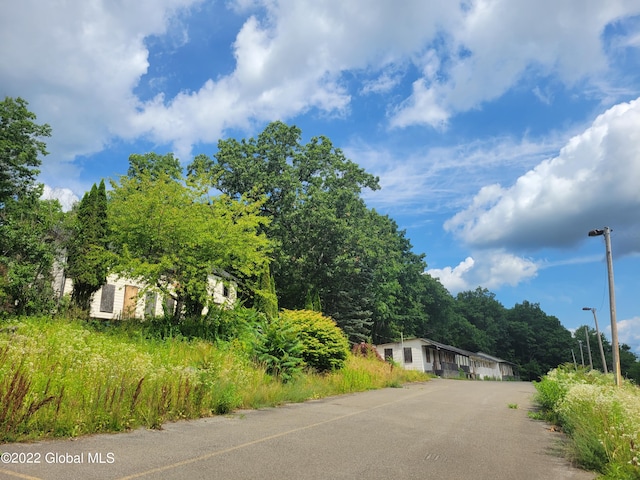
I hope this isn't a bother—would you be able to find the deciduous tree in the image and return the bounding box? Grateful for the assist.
[109,164,270,320]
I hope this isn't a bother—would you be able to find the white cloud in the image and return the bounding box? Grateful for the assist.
[427,250,538,294]
[444,97,640,254]
[41,186,79,212]
[390,1,640,128]
[352,133,567,214]
[427,257,476,293]
[0,0,201,175]
[617,317,640,354]
[2,0,640,188]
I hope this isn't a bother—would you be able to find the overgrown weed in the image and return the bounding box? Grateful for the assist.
[533,365,640,479]
[0,317,429,442]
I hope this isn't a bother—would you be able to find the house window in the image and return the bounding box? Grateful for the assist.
[404,347,413,363]
[384,348,393,361]
[164,296,176,316]
[222,284,230,298]
[425,348,431,363]
[100,284,115,313]
[144,292,157,317]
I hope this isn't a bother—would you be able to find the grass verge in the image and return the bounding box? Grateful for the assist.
[532,365,640,479]
[0,316,428,442]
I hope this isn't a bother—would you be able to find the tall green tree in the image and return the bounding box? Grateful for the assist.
[0,190,63,315]
[0,97,60,315]
[109,164,271,320]
[66,180,110,311]
[504,301,573,380]
[127,152,182,181]
[455,288,507,353]
[188,122,437,342]
[0,97,51,208]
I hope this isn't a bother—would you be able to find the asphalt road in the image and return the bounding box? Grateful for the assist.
[0,379,595,480]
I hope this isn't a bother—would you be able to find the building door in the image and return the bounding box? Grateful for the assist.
[123,285,138,319]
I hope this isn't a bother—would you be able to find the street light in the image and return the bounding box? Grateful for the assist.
[582,307,608,374]
[587,226,621,386]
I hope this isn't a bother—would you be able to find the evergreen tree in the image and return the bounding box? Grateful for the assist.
[66,180,110,311]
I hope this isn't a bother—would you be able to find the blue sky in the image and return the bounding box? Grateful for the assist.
[2,1,639,354]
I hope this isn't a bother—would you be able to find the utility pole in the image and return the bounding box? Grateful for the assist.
[588,227,621,386]
[578,339,585,367]
[584,326,593,370]
[583,307,608,374]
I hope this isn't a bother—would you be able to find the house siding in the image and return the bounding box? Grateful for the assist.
[56,273,236,320]
[375,338,518,381]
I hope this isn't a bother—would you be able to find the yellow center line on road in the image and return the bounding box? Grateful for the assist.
[118,384,438,480]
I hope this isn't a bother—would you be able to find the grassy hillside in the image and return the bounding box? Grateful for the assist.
[0,317,428,442]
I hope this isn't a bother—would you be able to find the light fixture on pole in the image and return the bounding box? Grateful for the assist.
[588,227,621,386]
[582,307,608,374]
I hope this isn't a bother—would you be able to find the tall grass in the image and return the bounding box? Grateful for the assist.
[0,317,429,442]
[533,365,640,479]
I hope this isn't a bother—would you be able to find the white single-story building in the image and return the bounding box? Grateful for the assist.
[471,352,518,381]
[375,338,518,381]
[54,270,236,320]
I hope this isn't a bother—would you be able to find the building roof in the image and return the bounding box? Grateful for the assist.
[376,337,473,357]
[376,338,516,365]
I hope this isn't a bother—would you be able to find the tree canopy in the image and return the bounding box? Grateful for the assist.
[0,97,51,207]
[0,97,61,315]
[2,106,638,381]
[108,157,271,319]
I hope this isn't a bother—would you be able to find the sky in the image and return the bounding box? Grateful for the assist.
[1,0,639,355]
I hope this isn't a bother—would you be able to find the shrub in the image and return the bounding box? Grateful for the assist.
[254,317,305,382]
[351,342,384,361]
[280,309,349,372]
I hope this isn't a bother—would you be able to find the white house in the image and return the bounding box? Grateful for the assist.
[375,338,519,381]
[54,270,237,320]
[471,352,518,381]
[376,338,473,379]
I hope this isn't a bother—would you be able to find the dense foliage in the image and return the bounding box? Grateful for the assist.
[533,366,640,479]
[2,98,639,384]
[280,309,350,372]
[0,317,428,442]
[0,97,60,315]
[66,180,110,311]
[108,161,271,319]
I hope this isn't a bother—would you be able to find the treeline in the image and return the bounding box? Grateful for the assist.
[1,96,639,382]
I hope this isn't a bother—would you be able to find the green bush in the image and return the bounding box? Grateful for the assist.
[254,317,305,382]
[280,309,349,372]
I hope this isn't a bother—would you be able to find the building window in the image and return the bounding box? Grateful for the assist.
[164,296,176,316]
[100,284,115,313]
[384,348,393,361]
[425,348,431,363]
[222,284,230,298]
[404,347,413,363]
[144,292,157,317]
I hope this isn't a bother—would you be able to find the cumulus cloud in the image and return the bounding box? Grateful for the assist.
[41,186,80,212]
[617,316,640,354]
[0,0,200,183]
[390,1,640,128]
[2,0,640,189]
[444,97,640,255]
[427,250,538,294]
